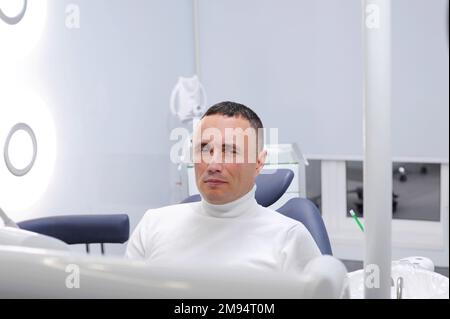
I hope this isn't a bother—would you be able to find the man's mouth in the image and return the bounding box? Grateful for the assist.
[204,179,227,186]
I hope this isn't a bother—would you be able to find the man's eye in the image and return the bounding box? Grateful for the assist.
[224,148,237,155]
[201,145,211,152]
[226,146,237,153]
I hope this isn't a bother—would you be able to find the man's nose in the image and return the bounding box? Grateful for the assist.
[206,150,223,172]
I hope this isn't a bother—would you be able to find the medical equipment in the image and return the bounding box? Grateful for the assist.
[265,143,309,201]
[363,0,393,298]
[348,259,449,299]
[399,256,435,272]
[0,244,348,298]
[169,75,207,202]
[170,75,207,123]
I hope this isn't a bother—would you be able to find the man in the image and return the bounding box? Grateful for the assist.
[126,101,321,274]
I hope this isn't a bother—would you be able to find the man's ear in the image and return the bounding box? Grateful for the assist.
[255,149,267,176]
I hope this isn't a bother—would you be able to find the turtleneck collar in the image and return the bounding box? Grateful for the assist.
[199,185,258,218]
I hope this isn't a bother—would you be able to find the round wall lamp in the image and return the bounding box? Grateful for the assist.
[0,83,56,213]
[4,122,37,177]
[0,0,27,25]
[0,0,47,62]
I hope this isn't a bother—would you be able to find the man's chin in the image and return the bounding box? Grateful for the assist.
[201,190,229,204]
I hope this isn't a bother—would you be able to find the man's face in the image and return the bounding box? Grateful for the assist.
[193,114,266,205]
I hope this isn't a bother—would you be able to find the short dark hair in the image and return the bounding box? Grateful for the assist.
[202,101,264,132]
[201,101,264,151]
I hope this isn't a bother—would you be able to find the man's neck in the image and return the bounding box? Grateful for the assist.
[200,185,258,218]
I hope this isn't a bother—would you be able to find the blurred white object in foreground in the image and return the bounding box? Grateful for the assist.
[348,260,449,299]
[0,242,347,298]
[0,226,69,251]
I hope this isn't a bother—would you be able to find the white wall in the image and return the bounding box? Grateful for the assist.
[391,0,449,161]
[198,0,449,160]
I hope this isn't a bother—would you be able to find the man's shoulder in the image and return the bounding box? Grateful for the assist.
[142,201,199,220]
[257,205,306,229]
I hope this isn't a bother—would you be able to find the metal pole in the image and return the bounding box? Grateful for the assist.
[363,0,392,299]
[193,0,201,78]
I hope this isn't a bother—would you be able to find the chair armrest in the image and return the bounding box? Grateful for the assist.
[17,214,129,245]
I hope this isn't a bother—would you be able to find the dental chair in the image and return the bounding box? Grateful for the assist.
[181,169,333,255]
[0,170,346,298]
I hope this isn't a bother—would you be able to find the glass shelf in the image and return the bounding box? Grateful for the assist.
[265,144,300,165]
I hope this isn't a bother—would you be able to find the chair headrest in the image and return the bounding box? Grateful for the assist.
[255,169,294,207]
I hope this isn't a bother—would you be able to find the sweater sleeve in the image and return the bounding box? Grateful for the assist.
[125,209,153,260]
[280,223,322,273]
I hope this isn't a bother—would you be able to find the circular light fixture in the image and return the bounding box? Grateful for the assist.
[4,122,37,177]
[0,0,27,25]
[0,83,56,213]
[0,0,47,62]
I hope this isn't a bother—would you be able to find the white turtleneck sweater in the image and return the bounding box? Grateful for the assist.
[126,186,321,274]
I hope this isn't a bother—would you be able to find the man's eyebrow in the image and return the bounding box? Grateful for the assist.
[193,141,210,148]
